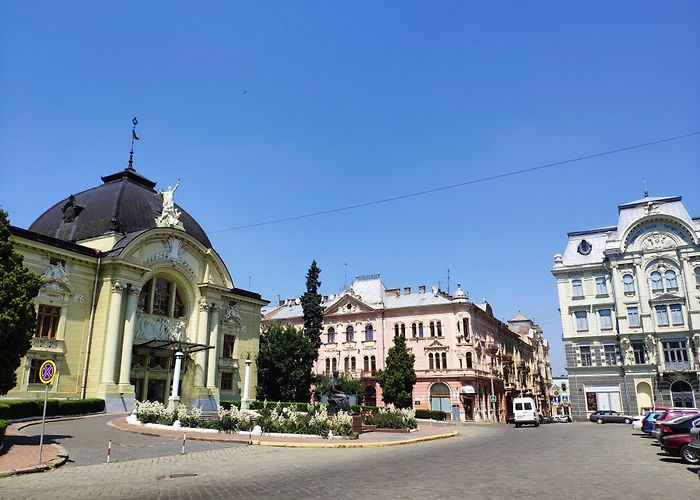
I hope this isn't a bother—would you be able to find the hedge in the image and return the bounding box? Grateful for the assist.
[0,419,7,442]
[415,409,447,421]
[0,399,104,420]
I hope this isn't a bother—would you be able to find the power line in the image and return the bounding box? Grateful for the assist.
[207,131,700,234]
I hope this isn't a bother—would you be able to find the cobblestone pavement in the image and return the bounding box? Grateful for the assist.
[1,422,699,499]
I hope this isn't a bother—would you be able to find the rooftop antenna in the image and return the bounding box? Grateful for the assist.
[344,263,347,288]
[127,117,139,171]
[643,179,649,198]
[248,275,252,290]
[446,269,451,295]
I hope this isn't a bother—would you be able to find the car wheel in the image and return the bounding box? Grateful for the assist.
[624,418,632,424]
[515,424,520,428]
[680,445,700,465]
[535,422,539,427]
[596,418,604,424]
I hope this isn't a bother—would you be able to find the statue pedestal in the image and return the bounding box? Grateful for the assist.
[352,415,363,435]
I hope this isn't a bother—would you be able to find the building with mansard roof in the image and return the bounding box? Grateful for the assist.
[5,162,267,412]
[553,194,700,420]
[263,275,552,421]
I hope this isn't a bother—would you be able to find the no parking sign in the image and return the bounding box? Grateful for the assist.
[39,360,56,385]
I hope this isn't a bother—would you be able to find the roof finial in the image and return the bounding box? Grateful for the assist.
[127,117,139,171]
[643,179,649,198]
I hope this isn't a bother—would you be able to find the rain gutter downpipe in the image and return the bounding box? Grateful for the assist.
[81,252,102,399]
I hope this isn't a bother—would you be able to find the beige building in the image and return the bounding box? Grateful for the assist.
[6,163,266,412]
[263,275,552,421]
[553,194,700,420]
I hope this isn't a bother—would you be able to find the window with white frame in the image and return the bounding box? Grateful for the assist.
[599,309,613,330]
[327,327,336,343]
[665,270,678,290]
[36,304,61,339]
[670,304,683,326]
[574,311,588,331]
[365,325,374,341]
[411,323,417,337]
[346,326,355,342]
[596,277,608,295]
[662,340,688,363]
[572,279,583,298]
[622,273,635,294]
[650,271,663,292]
[437,321,443,337]
[603,344,617,366]
[655,305,669,327]
[627,307,641,328]
[632,341,646,364]
[580,346,592,366]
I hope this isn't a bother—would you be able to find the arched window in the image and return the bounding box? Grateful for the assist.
[412,323,417,337]
[364,385,377,406]
[331,357,337,373]
[370,355,376,374]
[346,326,354,342]
[344,356,350,372]
[428,353,434,370]
[365,325,374,341]
[419,323,424,337]
[430,322,435,337]
[441,352,447,369]
[394,324,399,337]
[434,353,440,369]
[325,358,331,374]
[430,382,451,412]
[400,324,406,336]
[363,356,369,372]
[466,352,473,369]
[622,274,635,294]
[139,277,186,318]
[351,356,356,371]
[650,271,663,291]
[463,319,470,339]
[327,327,336,343]
[671,380,695,408]
[665,270,678,290]
[437,321,443,337]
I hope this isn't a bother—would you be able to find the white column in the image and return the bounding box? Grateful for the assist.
[242,355,252,409]
[195,299,211,387]
[206,304,221,388]
[118,285,141,386]
[169,351,184,405]
[101,281,126,385]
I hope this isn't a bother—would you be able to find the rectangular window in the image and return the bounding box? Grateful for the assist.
[596,277,608,295]
[572,279,583,298]
[604,344,617,366]
[153,278,171,316]
[655,305,669,327]
[36,304,61,339]
[662,340,688,363]
[627,307,640,328]
[670,304,683,326]
[580,346,592,366]
[220,372,233,391]
[574,311,588,332]
[623,274,636,294]
[463,319,470,340]
[28,359,45,384]
[599,309,613,330]
[632,341,646,364]
[223,334,235,358]
[515,403,523,411]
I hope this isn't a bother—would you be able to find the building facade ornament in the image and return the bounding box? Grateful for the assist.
[643,335,657,365]
[112,280,127,293]
[224,302,242,324]
[641,232,675,251]
[155,179,184,229]
[42,260,70,286]
[127,284,143,295]
[135,313,186,342]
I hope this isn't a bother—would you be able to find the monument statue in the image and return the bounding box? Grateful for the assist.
[644,335,657,365]
[155,179,183,228]
[327,371,351,416]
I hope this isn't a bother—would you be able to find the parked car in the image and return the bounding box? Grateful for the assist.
[654,413,700,443]
[513,397,539,427]
[686,420,700,463]
[589,410,633,424]
[631,415,646,431]
[652,408,700,433]
[554,414,572,423]
[641,411,665,434]
[660,432,700,465]
[506,413,515,424]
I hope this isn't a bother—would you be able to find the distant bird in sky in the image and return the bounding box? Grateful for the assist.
[242,90,247,95]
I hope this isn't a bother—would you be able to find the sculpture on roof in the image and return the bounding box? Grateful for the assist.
[155,179,184,229]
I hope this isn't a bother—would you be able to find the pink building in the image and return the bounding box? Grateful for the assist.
[262,275,551,421]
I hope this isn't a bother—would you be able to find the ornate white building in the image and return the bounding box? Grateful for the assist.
[553,195,700,420]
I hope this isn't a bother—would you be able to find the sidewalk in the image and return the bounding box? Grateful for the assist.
[0,421,68,477]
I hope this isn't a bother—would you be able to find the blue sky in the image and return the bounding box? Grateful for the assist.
[1,1,699,375]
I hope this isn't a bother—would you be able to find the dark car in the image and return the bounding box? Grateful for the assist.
[660,433,700,464]
[654,413,700,443]
[686,420,700,463]
[641,411,664,434]
[589,410,632,424]
[651,409,699,438]
[506,413,515,424]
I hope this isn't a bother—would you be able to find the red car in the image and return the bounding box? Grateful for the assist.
[660,432,700,464]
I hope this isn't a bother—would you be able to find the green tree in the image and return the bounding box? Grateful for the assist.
[301,260,323,354]
[256,323,317,402]
[375,333,416,408]
[0,209,42,395]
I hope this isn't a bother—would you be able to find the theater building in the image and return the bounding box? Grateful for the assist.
[6,163,266,412]
[553,194,700,420]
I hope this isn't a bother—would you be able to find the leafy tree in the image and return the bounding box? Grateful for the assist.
[0,209,42,395]
[301,260,323,354]
[314,372,364,403]
[256,323,317,402]
[375,333,417,409]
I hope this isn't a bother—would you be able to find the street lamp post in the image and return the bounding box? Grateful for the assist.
[486,343,499,422]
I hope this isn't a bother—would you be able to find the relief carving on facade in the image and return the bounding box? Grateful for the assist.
[224,302,241,325]
[41,260,71,290]
[145,236,195,277]
[644,334,658,365]
[135,313,186,342]
[641,232,675,252]
[620,337,634,365]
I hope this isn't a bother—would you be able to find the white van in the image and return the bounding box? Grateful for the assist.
[513,397,539,427]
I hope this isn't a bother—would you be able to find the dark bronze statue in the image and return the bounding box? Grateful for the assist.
[327,371,351,416]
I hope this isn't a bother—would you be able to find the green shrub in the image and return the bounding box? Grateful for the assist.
[249,400,305,411]
[0,419,8,442]
[414,409,447,421]
[0,399,104,419]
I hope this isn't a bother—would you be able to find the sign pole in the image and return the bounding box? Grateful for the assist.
[38,382,49,464]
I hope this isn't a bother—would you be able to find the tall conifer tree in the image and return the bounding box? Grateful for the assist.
[375,333,417,409]
[301,260,323,355]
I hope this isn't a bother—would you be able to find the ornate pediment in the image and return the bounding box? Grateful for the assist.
[649,292,685,304]
[324,293,375,316]
[425,339,447,350]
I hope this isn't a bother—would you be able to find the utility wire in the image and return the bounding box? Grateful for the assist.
[207,131,700,234]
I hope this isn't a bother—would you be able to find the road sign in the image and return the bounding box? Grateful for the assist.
[552,396,561,404]
[562,395,569,403]
[490,395,497,403]
[39,360,56,385]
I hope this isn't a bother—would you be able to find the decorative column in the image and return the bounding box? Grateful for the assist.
[101,280,126,386]
[206,304,221,388]
[194,299,211,387]
[242,354,252,410]
[118,285,141,387]
[168,351,184,408]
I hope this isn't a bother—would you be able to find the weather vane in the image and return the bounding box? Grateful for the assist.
[127,117,140,171]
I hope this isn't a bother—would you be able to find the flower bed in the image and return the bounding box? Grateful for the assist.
[361,405,417,430]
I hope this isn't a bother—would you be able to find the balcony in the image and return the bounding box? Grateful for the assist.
[664,360,691,372]
[31,337,66,354]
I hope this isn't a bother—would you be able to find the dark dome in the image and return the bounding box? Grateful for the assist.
[29,167,212,248]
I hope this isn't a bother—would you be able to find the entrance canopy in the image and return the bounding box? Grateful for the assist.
[133,339,213,355]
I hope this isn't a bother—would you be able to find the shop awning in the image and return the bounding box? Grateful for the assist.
[133,339,213,354]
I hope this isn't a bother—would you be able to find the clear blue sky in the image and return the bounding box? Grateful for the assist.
[2,1,699,376]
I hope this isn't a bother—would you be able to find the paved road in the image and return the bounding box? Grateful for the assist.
[1,420,698,499]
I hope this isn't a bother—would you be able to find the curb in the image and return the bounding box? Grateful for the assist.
[250,431,460,448]
[0,444,69,478]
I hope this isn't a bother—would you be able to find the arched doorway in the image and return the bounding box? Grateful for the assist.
[671,380,695,408]
[364,385,377,406]
[635,381,653,413]
[430,382,451,412]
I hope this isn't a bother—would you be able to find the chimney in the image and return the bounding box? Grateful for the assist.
[278,299,285,306]
[404,287,411,295]
[386,288,400,297]
[418,285,426,294]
